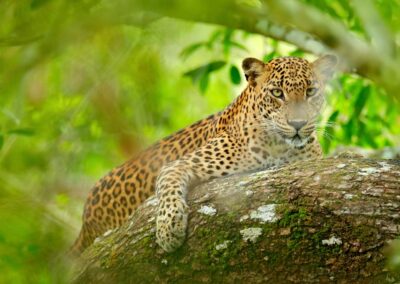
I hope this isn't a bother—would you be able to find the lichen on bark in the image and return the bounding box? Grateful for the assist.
[72,157,400,283]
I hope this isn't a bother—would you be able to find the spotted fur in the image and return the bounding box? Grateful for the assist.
[71,55,337,254]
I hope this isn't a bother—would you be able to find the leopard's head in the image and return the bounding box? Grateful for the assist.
[242,55,337,147]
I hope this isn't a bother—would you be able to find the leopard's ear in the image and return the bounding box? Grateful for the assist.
[242,57,267,82]
[312,54,337,82]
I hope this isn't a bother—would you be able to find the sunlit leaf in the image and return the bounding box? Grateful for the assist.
[229,65,241,85]
[55,193,70,207]
[289,49,305,57]
[263,51,277,63]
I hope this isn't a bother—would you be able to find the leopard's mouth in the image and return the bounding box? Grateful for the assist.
[284,134,309,148]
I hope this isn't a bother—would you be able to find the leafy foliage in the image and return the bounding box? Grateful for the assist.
[179,29,399,153]
[184,61,227,93]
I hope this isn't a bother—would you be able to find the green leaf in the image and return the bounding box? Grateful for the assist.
[229,65,241,85]
[179,42,205,60]
[183,61,226,84]
[358,121,378,148]
[343,119,354,143]
[8,128,35,136]
[0,134,3,150]
[207,30,223,48]
[199,74,209,94]
[353,85,370,118]
[230,41,249,52]
[206,61,226,72]
[289,49,305,57]
[55,193,70,207]
[184,61,227,94]
[223,29,234,55]
[364,135,378,148]
[263,51,277,63]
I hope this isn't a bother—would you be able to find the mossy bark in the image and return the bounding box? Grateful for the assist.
[73,157,400,283]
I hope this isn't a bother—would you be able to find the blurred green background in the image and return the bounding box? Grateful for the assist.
[0,0,399,283]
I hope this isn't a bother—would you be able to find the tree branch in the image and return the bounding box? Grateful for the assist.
[101,0,399,97]
[6,0,400,96]
[95,0,329,56]
[72,157,400,283]
[262,0,399,97]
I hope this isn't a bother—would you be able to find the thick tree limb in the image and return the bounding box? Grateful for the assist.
[102,0,400,96]
[73,157,400,283]
[5,0,400,96]
[95,0,329,56]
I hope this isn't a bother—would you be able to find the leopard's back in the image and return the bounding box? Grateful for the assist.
[71,114,219,254]
[72,55,337,254]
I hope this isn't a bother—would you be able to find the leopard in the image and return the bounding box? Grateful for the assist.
[71,54,337,254]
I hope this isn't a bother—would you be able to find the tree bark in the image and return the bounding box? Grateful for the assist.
[73,156,400,283]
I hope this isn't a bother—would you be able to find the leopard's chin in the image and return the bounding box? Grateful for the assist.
[284,134,309,148]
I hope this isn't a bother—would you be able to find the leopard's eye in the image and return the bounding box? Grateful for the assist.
[271,88,284,99]
[306,87,318,97]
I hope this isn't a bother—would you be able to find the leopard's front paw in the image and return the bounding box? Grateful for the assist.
[156,199,188,252]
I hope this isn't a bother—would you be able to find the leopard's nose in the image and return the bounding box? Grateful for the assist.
[287,120,307,131]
